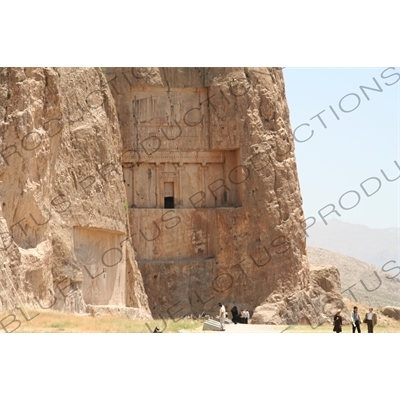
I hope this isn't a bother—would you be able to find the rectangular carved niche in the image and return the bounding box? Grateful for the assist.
[158,171,180,208]
[73,227,125,306]
[164,182,174,208]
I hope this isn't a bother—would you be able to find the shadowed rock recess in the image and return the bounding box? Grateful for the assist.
[0,67,345,325]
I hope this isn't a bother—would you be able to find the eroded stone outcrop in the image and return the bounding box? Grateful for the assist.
[0,67,150,319]
[382,306,400,320]
[252,264,349,325]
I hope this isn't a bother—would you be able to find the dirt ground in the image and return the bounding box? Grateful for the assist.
[1,297,399,333]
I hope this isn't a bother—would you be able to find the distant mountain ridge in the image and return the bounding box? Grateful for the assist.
[306,220,400,268]
[307,247,400,308]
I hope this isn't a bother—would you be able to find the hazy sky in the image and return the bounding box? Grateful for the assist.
[283,67,400,229]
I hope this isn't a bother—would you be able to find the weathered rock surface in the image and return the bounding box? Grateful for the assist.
[1,67,346,326]
[0,67,150,319]
[381,306,400,320]
[106,67,342,323]
[252,264,349,325]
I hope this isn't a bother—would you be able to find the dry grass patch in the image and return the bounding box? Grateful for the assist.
[0,308,203,333]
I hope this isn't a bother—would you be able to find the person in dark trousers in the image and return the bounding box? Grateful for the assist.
[333,310,342,333]
[364,308,378,333]
[244,309,250,324]
[351,306,362,333]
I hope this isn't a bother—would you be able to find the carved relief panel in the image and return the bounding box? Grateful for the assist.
[132,87,209,152]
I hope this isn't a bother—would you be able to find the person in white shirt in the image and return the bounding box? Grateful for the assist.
[350,306,362,333]
[244,309,250,324]
[218,303,226,331]
[364,307,377,333]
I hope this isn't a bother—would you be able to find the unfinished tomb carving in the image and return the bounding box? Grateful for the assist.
[73,227,125,306]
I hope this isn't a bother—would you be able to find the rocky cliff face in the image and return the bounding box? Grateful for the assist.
[0,67,344,326]
[0,67,150,319]
[105,67,341,323]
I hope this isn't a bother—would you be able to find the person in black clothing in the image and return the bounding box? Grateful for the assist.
[333,310,342,333]
[231,305,239,324]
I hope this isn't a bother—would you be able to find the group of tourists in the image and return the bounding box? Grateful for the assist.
[217,303,378,333]
[231,305,250,324]
[333,306,378,333]
[218,303,250,331]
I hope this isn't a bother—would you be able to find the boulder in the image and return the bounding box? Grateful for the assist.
[382,306,400,320]
[252,264,350,325]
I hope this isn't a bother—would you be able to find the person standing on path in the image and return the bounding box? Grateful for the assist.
[351,306,362,333]
[333,310,342,333]
[218,303,226,331]
[244,309,250,324]
[364,308,378,333]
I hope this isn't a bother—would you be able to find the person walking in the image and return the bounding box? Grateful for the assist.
[351,306,362,333]
[333,310,342,333]
[218,303,226,331]
[364,308,378,333]
[231,305,239,324]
